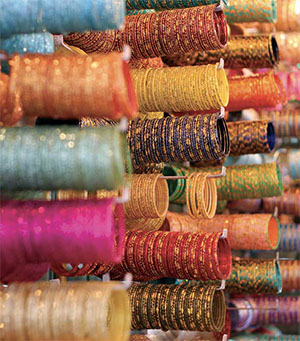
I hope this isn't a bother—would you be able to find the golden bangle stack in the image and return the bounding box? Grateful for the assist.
[126,215,166,231]
[130,64,229,113]
[276,0,300,32]
[186,173,217,219]
[124,174,169,219]
[0,282,131,341]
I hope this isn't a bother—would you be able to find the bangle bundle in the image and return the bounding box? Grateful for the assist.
[279,224,300,252]
[51,262,115,277]
[0,0,125,38]
[126,0,227,10]
[8,53,137,121]
[0,126,129,191]
[223,0,277,23]
[127,115,230,166]
[0,199,125,282]
[186,173,217,219]
[0,72,23,127]
[166,212,280,250]
[276,32,300,66]
[168,162,283,201]
[64,5,228,59]
[124,174,169,219]
[227,71,287,112]
[276,0,300,32]
[111,230,231,281]
[129,283,226,332]
[1,263,49,284]
[250,296,300,326]
[226,259,282,294]
[261,110,300,138]
[227,120,276,155]
[277,71,300,101]
[280,260,300,293]
[131,64,229,113]
[164,34,279,69]
[0,32,54,55]
[0,282,131,341]
[263,189,300,217]
[125,215,167,231]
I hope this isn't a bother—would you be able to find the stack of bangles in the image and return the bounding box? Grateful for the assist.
[164,162,283,202]
[130,64,229,113]
[260,109,300,138]
[227,120,276,155]
[123,174,169,219]
[127,115,230,166]
[263,189,300,216]
[126,0,228,10]
[279,260,300,292]
[165,212,280,250]
[64,5,228,59]
[227,71,287,111]
[163,34,280,69]
[51,230,232,281]
[129,283,226,332]
[279,224,300,252]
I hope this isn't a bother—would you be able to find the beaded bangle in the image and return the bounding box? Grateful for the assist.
[164,34,279,69]
[227,120,276,155]
[131,64,229,112]
[65,5,228,59]
[227,71,287,112]
[127,115,230,165]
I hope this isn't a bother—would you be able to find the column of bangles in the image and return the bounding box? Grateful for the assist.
[227,120,276,155]
[165,212,280,250]
[128,283,226,332]
[279,260,300,293]
[51,230,232,281]
[126,0,228,10]
[130,64,229,112]
[279,224,300,253]
[64,5,228,59]
[0,282,131,341]
[164,34,279,69]
[164,162,283,202]
[263,189,300,217]
[227,71,287,112]
[123,174,169,219]
[5,53,138,124]
[260,109,300,138]
[127,115,230,166]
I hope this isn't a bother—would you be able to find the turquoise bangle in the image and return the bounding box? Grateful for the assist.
[0,0,125,38]
[0,126,129,191]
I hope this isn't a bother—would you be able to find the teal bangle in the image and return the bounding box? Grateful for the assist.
[0,126,129,191]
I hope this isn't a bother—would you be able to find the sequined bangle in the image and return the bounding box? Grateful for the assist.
[126,0,227,10]
[279,224,300,253]
[226,259,282,294]
[8,53,137,122]
[201,162,283,201]
[224,0,277,23]
[279,260,300,293]
[0,126,129,191]
[128,284,226,332]
[127,115,230,166]
[260,109,300,138]
[227,120,276,155]
[263,189,300,217]
[124,174,169,219]
[227,71,287,112]
[65,5,228,59]
[164,34,279,69]
[131,64,229,112]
